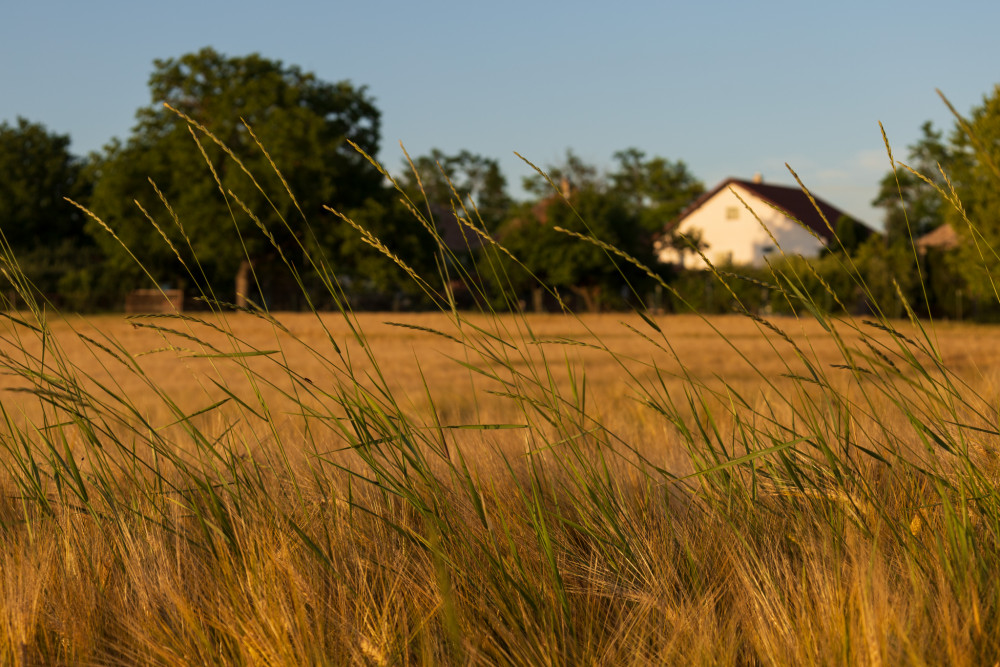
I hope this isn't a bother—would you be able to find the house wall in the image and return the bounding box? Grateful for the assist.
[658,183,827,269]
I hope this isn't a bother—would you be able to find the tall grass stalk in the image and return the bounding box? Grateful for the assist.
[0,107,997,664]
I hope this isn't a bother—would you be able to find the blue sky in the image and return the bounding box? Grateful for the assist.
[3,0,999,227]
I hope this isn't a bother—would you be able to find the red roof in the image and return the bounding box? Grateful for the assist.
[671,177,871,241]
[915,222,958,251]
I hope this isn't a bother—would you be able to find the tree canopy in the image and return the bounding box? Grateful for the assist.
[86,47,391,306]
[0,117,98,307]
[609,147,704,237]
[872,121,951,246]
[0,117,89,252]
[400,149,512,231]
[942,84,1000,300]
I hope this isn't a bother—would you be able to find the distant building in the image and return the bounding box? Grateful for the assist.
[657,174,872,269]
[124,288,183,314]
[915,222,959,253]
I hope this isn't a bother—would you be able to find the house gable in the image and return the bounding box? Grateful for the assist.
[657,177,869,269]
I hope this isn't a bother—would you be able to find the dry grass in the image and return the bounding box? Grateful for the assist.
[7,310,995,443]
[0,309,998,665]
[5,100,1000,664]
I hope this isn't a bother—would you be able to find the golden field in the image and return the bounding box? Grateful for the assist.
[5,310,1000,439]
[4,310,999,471]
[0,309,999,665]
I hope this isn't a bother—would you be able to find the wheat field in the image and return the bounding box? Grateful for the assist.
[0,307,998,665]
[5,97,1000,663]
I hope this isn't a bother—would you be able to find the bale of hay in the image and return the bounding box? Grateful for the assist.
[124,289,183,314]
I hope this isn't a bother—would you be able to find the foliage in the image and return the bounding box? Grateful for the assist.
[0,117,90,250]
[664,265,771,314]
[501,157,648,312]
[400,148,512,231]
[520,149,601,197]
[872,121,951,246]
[849,234,920,317]
[328,196,442,308]
[0,117,98,303]
[943,84,1000,302]
[500,150,702,312]
[609,147,704,237]
[86,47,394,305]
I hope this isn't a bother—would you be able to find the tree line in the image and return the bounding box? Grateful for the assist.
[1,48,706,312]
[3,47,1000,317]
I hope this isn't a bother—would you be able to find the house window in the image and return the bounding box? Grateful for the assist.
[725,206,739,220]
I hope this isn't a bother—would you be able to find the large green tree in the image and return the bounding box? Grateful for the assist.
[0,117,98,307]
[87,47,398,308]
[0,117,90,251]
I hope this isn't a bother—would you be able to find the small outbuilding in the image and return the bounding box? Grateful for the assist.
[915,222,959,253]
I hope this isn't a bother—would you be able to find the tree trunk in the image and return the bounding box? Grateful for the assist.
[235,259,252,309]
[531,287,545,313]
[571,285,602,313]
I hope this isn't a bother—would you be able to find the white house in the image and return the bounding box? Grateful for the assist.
[657,175,870,269]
